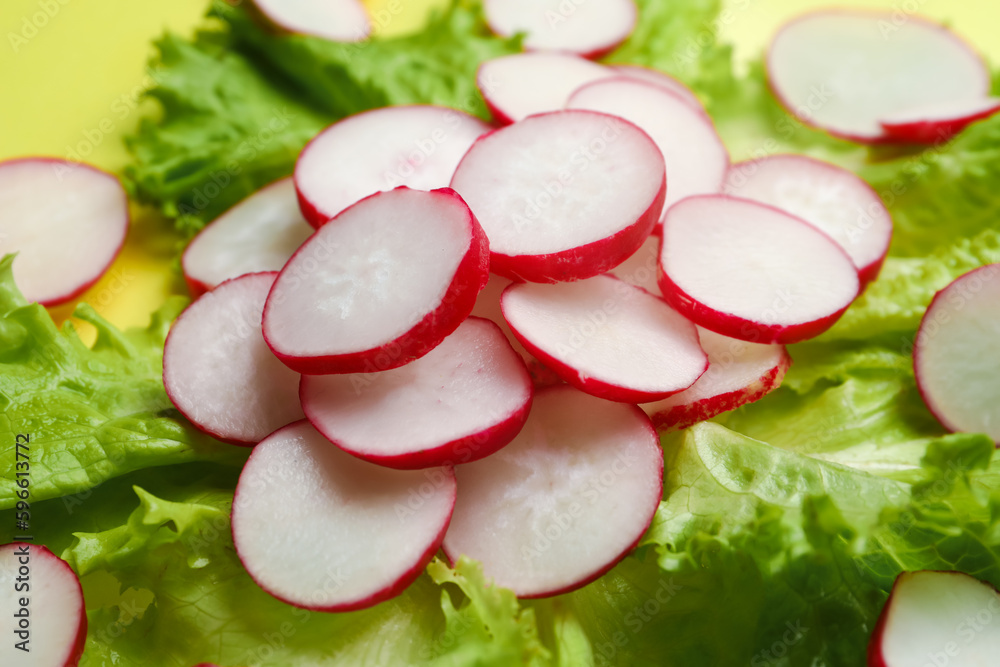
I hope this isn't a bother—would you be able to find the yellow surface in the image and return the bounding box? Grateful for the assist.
[0,0,997,334]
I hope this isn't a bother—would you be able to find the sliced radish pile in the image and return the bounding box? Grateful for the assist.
[300,317,533,469]
[768,11,995,143]
[659,196,860,344]
[0,157,128,306]
[913,265,1000,443]
[868,571,1000,666]
[502,276,707,402]
[450,110,664,283]
[879,97,1000,144]
[232,421,456,611]
[477,53,613,124]
[724,155,892,286]
[610,65,702,110]
[251,0,370,43]
[294,106,490,227]
[0,543,86,667]
[608,235,661,295]
[567,77,729,215]
[164,272,304,445]
[443,386,662,598]
[641,328,790,431]
[263,187,489,374]
[483,0,636,59]
[182,177,313,296]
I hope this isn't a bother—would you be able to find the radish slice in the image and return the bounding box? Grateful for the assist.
[608,235,661,295]
[483,0,636,59]
[567,77,729,216]
[868,571,1000,667]
[477,53,613,125]
[443,385,662,598]
[913,264,1000,443]
[610,65,702,110]
[879,97,1000,143]
[232,421,456,611]
[724,155,892,286]
[0,543,86,667]
[658,195,860,344]
[163,272,304,446]
[768,11,992,143]
[502,276,707,402]
[251,0,370,43]
[300,317,533,469]
[450,110,665,283]
[294,106,490,227]
[263,187,489,374]
[640,328,790,431]
[182,177,313,297]
[0,157,128,306]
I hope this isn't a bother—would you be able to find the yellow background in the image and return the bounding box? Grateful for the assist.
[0,0,997,333]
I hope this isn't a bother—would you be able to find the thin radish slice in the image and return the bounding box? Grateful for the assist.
[868,571,1000,667]
[567,77,729,216]
[182,177,313,297]
[502,276,707,402]
[0,543,86,667]
[0,157,128,306]
[232,421,456,611]
[301,317,533,469]
[608,235,661,295]
[610,65,702,110]
[768,11,992,143]
[164,272,304,446]
[724,155,892,286]
[251,0,370,43]
[477,53,614,125]
[640,328,790,431]
[483,0,636,59]
[913,264,1000,443]
[294,106,490,227]
[450,110,665,283]
[263,187,489,374]
[443,385,662,598]
[658,195,860,344]
[879,97,1000,144]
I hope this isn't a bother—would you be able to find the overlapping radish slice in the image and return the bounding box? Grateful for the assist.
[768,10,994,143]
[164,272,304,445]
[294,106,490,227]
[263,187,489,374]
[658,195,860,344]
[251,0,370,43]
[913,265,1000,443]
[724,155,892,286]
[610,65,702,109]
[477,53,613,124]
[640,328,790,431]
[607,235,661,295]
[232,421,456,611]
[567,77,729,216]
[300,317,533,469]
[0,544,86,667]
[502,276,707,402]
[443,386,662,598]
[182,177,313,296]
[879,97,1000,143]
[450,110,665,283]
[0,157,128,306]
[483,0,636,59]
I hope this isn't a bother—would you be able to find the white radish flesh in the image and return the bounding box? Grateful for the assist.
[483,0,636,59]
[251,0,370,43]
[608,235,661,295]
[610,65,702,110]
[879,97,1000,143]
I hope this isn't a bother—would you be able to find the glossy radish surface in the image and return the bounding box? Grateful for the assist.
[300,317,533,469]
[724,155,892,285]
[0,543,86,667]
[658,195,860,344]
[913,264,1000,443]
[252,0,370,43]
[443,386,662,598]
[501,276,707,402]
[294,106,489,227]
[0,157,128,306]
[232,421,456,611]
[608,235,661,295]
[182,177,313,296]
[164,272,304,445]
[879,97,1000,143]
[483,0,636,59]
[610,65,702,109]
[263,187,489,374]
[450,110,665,283]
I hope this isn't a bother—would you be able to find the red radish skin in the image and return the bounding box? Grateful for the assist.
[0,157,128,306]
[232,421,456,612]
[610,65,702,110]
[879,97,1000,144]
[608,235,661,295]
[250,0,370,43]
[483,0,636,59]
